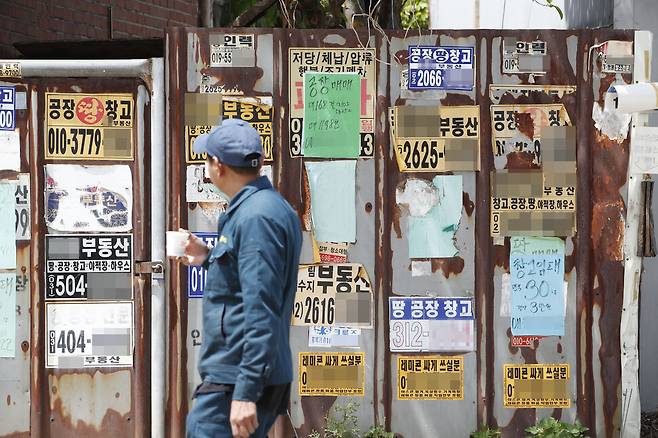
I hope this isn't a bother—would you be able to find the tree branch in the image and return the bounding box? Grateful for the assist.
[232,0,278,27]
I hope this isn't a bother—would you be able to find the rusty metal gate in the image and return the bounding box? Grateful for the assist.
[0,59,165,437]
[165,27,640,438]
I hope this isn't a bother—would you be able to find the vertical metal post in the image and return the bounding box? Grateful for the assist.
[620,30,652,438]
[150,57,167,438]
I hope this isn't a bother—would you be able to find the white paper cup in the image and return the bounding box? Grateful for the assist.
[166,231,189,257]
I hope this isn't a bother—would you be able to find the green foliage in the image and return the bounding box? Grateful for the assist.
[364,424,395,438]
[525,417,589,438]
[400,0,429,29]
[470,424,502,438]
[309,402,394,438]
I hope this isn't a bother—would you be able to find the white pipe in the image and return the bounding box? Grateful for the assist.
[150,57,166,438]
[0,59,150,78]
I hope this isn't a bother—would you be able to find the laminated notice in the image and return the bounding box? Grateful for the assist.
[45,93,134,160]
[298,352,364,396]
[504,364,570,408]
[293,264,372,327]
[397,355,464,400]
[46,301,134,369]
[289,48,375,158]
[186,96,273,163]
[390,105,480,172]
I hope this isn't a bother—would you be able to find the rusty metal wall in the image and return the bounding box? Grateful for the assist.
[162,27,635,438]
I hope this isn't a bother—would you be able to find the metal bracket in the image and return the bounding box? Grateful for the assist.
[135,260,165,275]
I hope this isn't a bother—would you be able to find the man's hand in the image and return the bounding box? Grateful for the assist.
[230,400,258,438]
[177,229,210,266]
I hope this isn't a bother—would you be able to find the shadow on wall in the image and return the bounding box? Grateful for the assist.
[565,0,614,28]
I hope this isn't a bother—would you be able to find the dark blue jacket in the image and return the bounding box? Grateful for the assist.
[199,176,302,402]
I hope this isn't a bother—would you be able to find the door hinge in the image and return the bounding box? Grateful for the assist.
[135,260,165,275]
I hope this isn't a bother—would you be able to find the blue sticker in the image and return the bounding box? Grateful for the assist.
[389,296,475,320]
[407,46,474,90]
[0,86,15,131]
[187,232,218,298]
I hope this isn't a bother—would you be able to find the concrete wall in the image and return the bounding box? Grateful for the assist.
[0,0,199,58]
[429,0,613,30]
[615,0,658,414]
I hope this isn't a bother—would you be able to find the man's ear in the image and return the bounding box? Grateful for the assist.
[214,157,227,176]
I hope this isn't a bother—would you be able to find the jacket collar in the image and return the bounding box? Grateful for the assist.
[225,176,272,216]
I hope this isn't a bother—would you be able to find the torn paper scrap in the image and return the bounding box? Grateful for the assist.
[45,164,133,232]
[0,273,16,357]
[411,260,432,277]
[396,178,439,217]
[407,175,462,258]
[305,160,356,243]
[592,102,631,142]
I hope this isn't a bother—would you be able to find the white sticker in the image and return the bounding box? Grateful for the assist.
[0,130,20,171]
[46,301,134,368]
[308,326,361,348]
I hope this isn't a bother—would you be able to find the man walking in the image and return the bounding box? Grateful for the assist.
[180,118,302,438]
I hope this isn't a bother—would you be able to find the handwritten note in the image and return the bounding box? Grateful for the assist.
[302,73,360,158]
[0,183,16,269]
[0,273,16,357]
[510,236,565,336]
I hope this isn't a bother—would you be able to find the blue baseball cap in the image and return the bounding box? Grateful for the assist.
[193,118,263,168]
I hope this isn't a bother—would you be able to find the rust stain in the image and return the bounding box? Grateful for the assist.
[48,398,131,437]
[6,394,10,406]
[515,112,535,139]
[463,191,475,217]
[493,238,510,270]
[591,201,625,262]
[505,151,540,169]
[392,204,402,239]
[500,409,535,438]
[431,257,465,278]
[301,165,312,231]
[296,396,337,437]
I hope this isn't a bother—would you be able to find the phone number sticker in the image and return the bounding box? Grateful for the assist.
[397,355,464,400]
[293,263,373,328]
[45,93,134,160]
[298,352,364,396]
[46,301,134,368]
[504,364,570,408]
[45,234,132,301]
[186,96,273,164]
[408,46,474,90]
